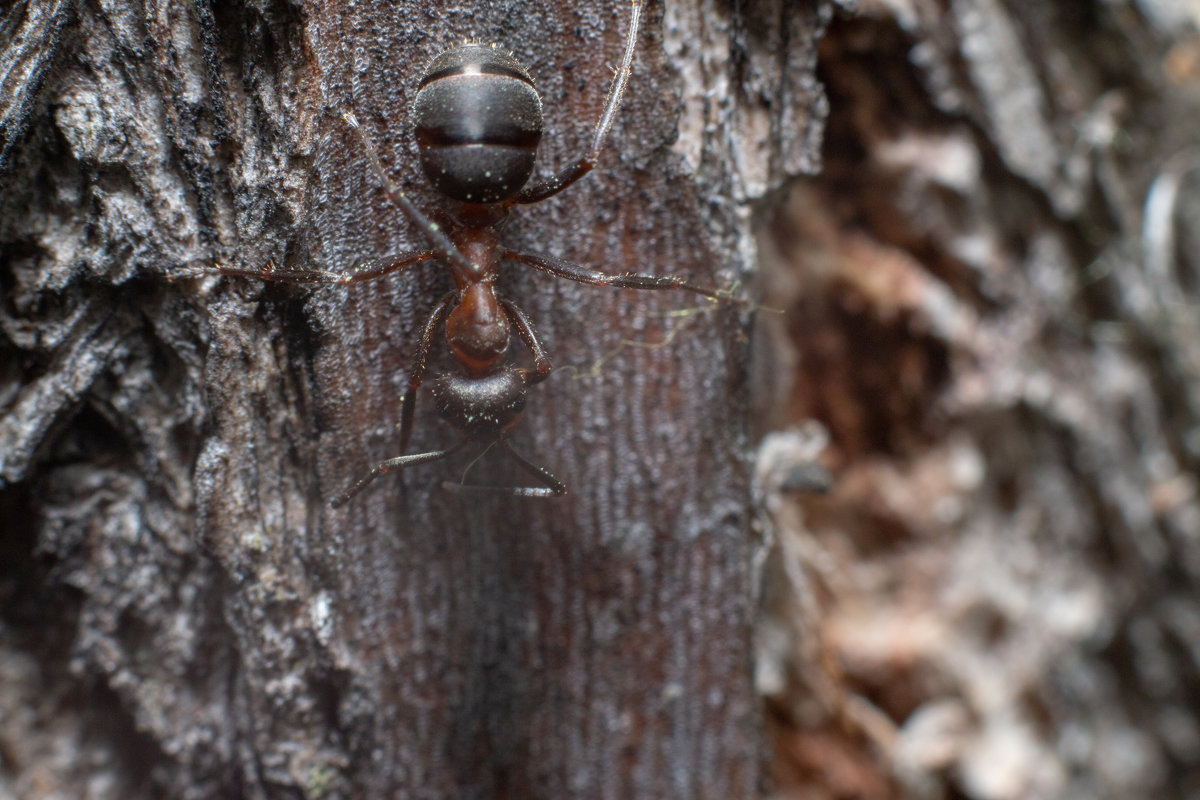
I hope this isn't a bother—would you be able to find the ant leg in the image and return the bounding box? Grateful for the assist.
[341,112,482,281]
[513,0,644,204]
[498,439,567,496]
[211,251,435,285]
[398,291,456,455]
[331,440,467,508]
[503,249,730,303]
[440,438,567,497]
[499,299,553,383]
[332,291,454,507]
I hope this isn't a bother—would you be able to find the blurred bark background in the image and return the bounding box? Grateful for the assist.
[0,0,827,797]
[756,1,1200,799]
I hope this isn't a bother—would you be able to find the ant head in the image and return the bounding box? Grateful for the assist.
[413,44,545,204]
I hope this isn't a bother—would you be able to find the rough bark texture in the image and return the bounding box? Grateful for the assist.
[0,0,828,798]
[757,1,1200,799]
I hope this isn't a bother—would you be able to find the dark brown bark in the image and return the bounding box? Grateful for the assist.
[0,1,829,798]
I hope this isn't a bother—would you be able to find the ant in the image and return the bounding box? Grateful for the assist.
[212,0,733,506]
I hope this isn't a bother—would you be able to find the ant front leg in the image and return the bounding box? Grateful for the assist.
[398,291,456,455]
[497,438,567,496]
[512,0,644,204]
[500,299,553,383]
[503,249,731,304]
[440,437,567,498]
[332,292,455,507]
[212,251,435,285]
[332,440,467,508]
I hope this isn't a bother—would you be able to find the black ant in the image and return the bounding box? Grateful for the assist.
[212,0,732,506]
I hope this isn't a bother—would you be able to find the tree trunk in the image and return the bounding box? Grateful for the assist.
[758,2,1200,799]
[0,1,828,798]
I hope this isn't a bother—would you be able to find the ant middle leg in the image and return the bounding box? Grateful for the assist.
[512,0,644,204]
[503,249,731,303]
[213,251,435,285]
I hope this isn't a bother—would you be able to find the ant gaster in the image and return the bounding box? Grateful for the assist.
[214,0,731,506]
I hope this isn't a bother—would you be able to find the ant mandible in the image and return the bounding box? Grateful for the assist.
[214,0,731,506]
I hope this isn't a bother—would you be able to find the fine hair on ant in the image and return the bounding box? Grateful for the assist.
[210,0,736,506]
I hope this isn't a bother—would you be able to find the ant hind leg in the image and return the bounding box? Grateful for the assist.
[513,0,645,204]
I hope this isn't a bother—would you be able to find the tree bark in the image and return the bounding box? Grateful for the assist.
[0,1,828,798]
[757,2,1200,799]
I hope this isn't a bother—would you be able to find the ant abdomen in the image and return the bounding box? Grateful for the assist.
[413,45,544,204]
